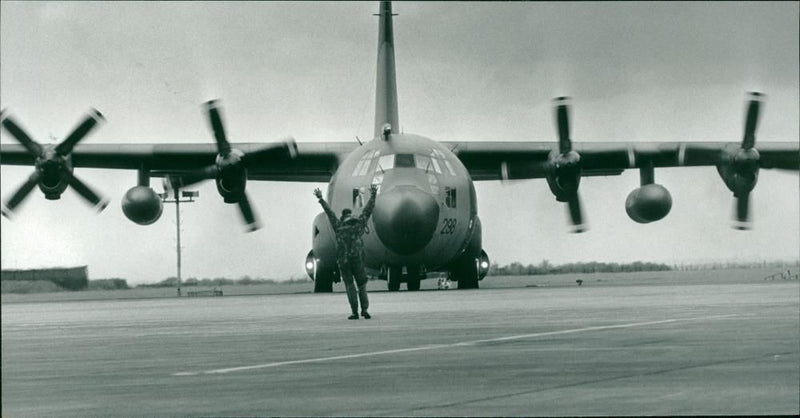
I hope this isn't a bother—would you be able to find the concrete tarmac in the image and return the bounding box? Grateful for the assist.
[2,275,798,416]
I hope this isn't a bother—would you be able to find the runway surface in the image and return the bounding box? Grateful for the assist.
[2,275,798,416]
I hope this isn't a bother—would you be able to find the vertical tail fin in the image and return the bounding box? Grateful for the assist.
[374,1,399,138]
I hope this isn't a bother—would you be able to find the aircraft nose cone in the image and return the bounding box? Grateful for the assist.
[373,187,439,255]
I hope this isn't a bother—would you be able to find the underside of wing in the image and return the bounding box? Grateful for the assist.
[446,140,798,182]
[444,94,797,232]
[444,141,632,181]
[1,141,357,182]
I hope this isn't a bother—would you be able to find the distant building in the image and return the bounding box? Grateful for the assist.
[0,266,89,291]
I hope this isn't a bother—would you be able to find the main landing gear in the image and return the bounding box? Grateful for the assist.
[449,260,479,289]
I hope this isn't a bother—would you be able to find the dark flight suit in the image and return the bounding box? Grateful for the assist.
[318,189,377,316]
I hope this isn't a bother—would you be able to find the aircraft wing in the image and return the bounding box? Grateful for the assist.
[445,141,800,181]
[0,141,359,183]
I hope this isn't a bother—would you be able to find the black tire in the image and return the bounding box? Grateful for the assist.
[387,266,401,291]
[406,277,421,291]
[406,265,421,291]
[313,269,335,293]
[454,262,479,290]
[457,275,479,289]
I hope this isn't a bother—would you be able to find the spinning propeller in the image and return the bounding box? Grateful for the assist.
[1,109,108,217]
[733,93,761,227]
[166,100,297,232]
[547,97,586,233]
[717,92,764,230]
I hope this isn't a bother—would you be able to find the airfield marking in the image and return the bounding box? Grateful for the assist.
[172,314,737,377]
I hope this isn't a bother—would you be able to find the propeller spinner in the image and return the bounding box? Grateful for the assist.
[1,110,109,218]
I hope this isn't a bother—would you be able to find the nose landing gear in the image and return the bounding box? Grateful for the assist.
[385,265,424,291]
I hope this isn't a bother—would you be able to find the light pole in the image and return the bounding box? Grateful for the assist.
[159,189,198,296]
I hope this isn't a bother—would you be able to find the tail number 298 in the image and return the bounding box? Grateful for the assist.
[440,218,457,234]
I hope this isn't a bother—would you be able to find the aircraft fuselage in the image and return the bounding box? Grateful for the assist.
[310,133,483,283]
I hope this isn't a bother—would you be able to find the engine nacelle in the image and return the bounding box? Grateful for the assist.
[546,151,581,202]
[121,186,163,225]
[38,174,68,200]
[36,152,70,200]
[215,150,247,203]
[717,147,760,197]
[216,175,246,204]
[625,184,672,224]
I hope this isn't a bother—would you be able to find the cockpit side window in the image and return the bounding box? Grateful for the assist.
[376,154,394,173]
[352,150,379,177]
[430,157,442,174]
[427,173,439,194]
[443,159,456,176]
[415,154,432,171]
[445,187,457,208]
[430,149,455,176]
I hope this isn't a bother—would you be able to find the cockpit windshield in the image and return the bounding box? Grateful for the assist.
[368,150,455,175]
[395,154,414,167]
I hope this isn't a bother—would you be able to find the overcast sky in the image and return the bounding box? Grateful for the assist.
[1,1,798,284]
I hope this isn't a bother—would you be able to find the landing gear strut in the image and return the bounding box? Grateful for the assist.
[386,265,423,291]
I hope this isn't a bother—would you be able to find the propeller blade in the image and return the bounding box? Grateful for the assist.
[65,172,109,212]
[55,109,105,156]
[237,192,261,232]
[733,193,751,230]
[242,137,299,163]
[567,193,587,233]
[1,113,43,156]
[742,92,762,150]
[554,97,571,153]
[2,171,41,217]
[204,100,231,155]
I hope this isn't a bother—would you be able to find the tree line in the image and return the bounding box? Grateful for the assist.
[488,260,672,276]
[137,276,309,288]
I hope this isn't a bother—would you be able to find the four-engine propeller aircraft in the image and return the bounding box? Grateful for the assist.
[1,1,798,292]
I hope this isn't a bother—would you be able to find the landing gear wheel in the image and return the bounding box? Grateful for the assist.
[387,266,401,292]
[313,268,336,293]
[406,265,421,291]
[454,261,479,290]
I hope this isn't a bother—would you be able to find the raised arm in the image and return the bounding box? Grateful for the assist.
[359,185,378,223]
[314,188,339,229]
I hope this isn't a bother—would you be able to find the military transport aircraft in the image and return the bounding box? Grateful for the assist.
[1,1,798,292]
